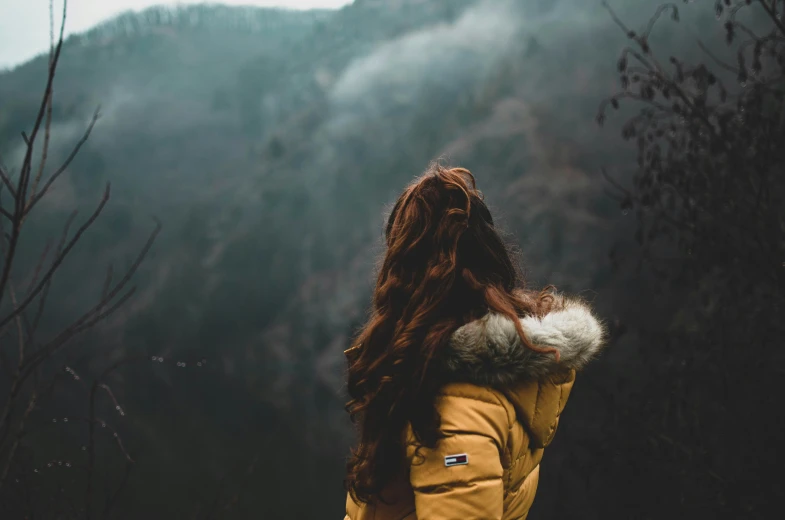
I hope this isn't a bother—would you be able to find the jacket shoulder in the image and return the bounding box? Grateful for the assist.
[437,382,517,433]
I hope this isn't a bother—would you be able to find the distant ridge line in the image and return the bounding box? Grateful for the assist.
[71,4,333,44]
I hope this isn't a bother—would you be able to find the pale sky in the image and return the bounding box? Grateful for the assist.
[0,0,353,70]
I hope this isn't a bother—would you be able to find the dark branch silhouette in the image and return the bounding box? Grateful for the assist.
[596,1,784,516]
[0,2,166,517]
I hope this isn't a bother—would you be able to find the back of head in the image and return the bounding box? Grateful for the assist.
[344,164,559,503]
[379,165,518,323]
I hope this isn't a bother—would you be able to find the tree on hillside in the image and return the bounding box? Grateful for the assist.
[597,0,784,515]
[0,2,164,517]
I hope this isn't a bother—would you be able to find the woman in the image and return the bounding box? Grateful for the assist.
[343,165,606,520]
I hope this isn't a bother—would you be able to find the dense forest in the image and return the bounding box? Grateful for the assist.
[0,0,782,518]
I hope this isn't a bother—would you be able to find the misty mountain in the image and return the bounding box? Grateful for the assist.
[0,0,742,517]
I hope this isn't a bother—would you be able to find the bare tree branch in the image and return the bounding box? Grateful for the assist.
[759,0,785,36]
[15,217,160,390]
[101,461,133,520]
[24,108,102,216]
[0,3,164,511]
[0,391,36,489]
[0,184,112,330]
[27,0,56,204]
[29,89,54,209]
[0,165,17,199]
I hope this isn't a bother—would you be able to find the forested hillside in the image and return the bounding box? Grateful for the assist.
[0,0,781,518]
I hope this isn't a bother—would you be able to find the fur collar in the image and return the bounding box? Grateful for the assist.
[440,297,607,387]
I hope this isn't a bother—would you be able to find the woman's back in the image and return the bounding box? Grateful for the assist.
[345,297,605,520]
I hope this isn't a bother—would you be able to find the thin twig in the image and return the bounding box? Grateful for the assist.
[14,0,68,208]
[101,462,133,520]
[100,264,114,309]
[28,88,54,210]
[30,211,77,339]
[757,0,785,37]
[0,184,112,330]
[7,283,26,366]
[0,165,16,199]
[86,356,147,519]
[0,392,37,490]
[26,240,53,297]
[602,1,633,36]
[24,107,101,216]
[697,40,739,74]
[643,3,680,40]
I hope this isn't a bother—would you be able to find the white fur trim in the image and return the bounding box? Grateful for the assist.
[442,297,607,386]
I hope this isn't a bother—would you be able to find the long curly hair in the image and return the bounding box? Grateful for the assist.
[344,164,560,503]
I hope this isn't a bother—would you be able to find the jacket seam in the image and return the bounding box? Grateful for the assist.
[439,390,508,409]
[413,474,502,492]
[532,382,543,428]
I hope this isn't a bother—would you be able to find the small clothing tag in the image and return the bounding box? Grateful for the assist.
[444,453,468,467]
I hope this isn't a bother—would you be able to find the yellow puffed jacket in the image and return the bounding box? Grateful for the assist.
[345,297,606,520]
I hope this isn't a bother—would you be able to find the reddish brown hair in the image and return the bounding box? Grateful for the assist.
[344,164,559,503]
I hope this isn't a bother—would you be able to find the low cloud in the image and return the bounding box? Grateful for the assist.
[329,0,521,113]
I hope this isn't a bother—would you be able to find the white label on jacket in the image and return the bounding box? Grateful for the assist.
[444,453,468,467]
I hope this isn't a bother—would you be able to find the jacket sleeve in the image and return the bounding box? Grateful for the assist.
[406,387,510,520]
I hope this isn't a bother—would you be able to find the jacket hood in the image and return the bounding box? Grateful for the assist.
[440,296,607,387]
